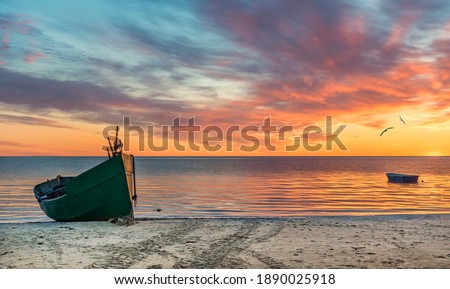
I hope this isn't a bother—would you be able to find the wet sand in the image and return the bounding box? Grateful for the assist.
[1,215,449,269]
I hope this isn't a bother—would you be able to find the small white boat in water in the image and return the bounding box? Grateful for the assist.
[386,173,419,183]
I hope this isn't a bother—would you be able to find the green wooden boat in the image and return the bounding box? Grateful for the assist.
[34,153,136,222]
[34,126,137,222]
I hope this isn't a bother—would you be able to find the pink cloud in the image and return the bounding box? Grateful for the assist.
[198,0,450,127]
[24,51,46,63]
[1,31,9,48]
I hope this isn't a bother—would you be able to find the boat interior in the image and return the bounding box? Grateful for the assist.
[34,176,74,202]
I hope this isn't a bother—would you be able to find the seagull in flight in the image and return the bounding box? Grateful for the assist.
[399,116,406,125]
[380,127,394,136]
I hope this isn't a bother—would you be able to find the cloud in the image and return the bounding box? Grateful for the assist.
[0,67,190,125]
[0,140,36,148]
[24,51,46,63]
[1,31,9,48]
[121,25,212,67]
[0,12,41,64]
[0,113,73,129]
[201,0,450,120]
[205,1,399,75]
[361,119,388,129]
[1,0,450,135]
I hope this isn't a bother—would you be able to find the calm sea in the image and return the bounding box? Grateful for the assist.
[0,157,449,222]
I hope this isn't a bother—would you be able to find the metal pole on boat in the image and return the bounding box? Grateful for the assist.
[107,137,115,156]
[114,125,119,154]
[107,147,111,159]
[131,154,137,207]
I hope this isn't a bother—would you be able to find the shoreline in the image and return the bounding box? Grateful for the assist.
[1,215,449,269]
[3,212,450,224]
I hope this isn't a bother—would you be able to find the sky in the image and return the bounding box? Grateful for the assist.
[0,0,450,156]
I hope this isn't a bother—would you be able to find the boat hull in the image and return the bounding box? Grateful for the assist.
[35,154,135,222]
[386,173,419,183]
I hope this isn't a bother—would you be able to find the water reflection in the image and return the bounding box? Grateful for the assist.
[0,157,449,222]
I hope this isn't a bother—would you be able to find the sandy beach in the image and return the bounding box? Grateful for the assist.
[1,215,449,269]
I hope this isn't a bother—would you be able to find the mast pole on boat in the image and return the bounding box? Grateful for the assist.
[131,154,137,205]
[107,137,114,156]
[114,125,119,154]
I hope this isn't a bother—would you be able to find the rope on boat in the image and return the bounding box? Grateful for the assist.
[131,154,138,209]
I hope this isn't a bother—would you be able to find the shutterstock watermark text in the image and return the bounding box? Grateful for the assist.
[101,116,347,153]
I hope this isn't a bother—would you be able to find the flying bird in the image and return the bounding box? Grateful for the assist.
[399,116,406,125]
[380,127,394,136]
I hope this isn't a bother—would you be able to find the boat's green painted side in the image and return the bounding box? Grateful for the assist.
[39,154,133,221]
